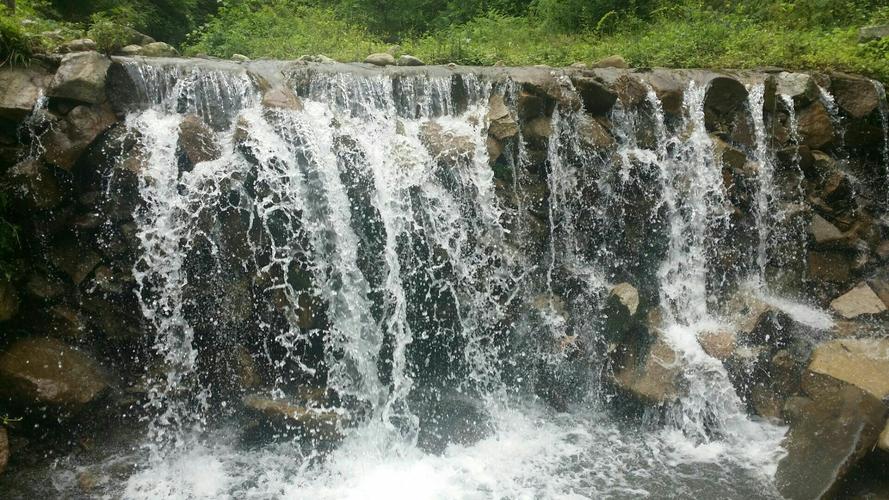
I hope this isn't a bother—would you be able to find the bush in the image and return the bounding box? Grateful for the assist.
[87,15,136,54]
[0,6,35,66]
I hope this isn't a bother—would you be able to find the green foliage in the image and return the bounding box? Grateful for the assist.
[0,5,37,66]
[87,15,135,54]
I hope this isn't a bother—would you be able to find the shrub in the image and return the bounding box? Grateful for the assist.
[87,15,135,54]
[0,6,34,66]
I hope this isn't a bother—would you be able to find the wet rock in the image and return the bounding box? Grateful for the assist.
[612,315,681,405]
[297,54,336,64]
[24,271,66,301]
[859,24,889,42]
[593,55,628,69]
[415,389,491,454]
[578,117,614,150]
[47,52,110,105]
[703,76,751,146]
[177,114,220,172]
[776,385,887,500]
[49,239,102,285]
[397,54,424,66]
[231,54,250,62]
[697,330,736,361]
[6,159,64,211]
[243,392,341,439]
[879,421,889,452]
[807,250,852,283]
[364,53,396,66]
[524,116,553,150]
[42,103,118,170]
[774,72,819,107]
[419,121,475,163]
[644,71,686,117]
[572,76,618,115]
[117,45,143,57]
[830,73,880,119]
[0,65,51,121]
[140,42,179,58]
[0,337,109,410]
[797,101,835,149]
[261,86,303,112]
[809,214,845,245]
[36,305,90,340]
[57,39,97,53]
[806,338,889,400]
[486,94,518,140]
[829,282,887,319]
[0,280,19,322]
[0,426,7,475]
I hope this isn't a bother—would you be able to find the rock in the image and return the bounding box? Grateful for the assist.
[697,330,736,361]
[776,385,887,500]
[879,421,889,452]
[593,55,628,69]
[231,54,250,62]
[829,282,887,319]
[570,62,588,69]
[859,24,889,43]
[6,159,64,210]
[42,103,117,170]
[419,121,474,163]
[610,282,640,315]
[57,38,97,53]
[809,214,845,245]
[396,54,424,66]
[774,72,819,107]
[807,250,852,283]
[243,393,340,438]
[486,94,518,140]
[364,53,396,66]
[797,101,835,149]
[830,73,880,119]
[297,54,336,64]
[0,280,19,322]
[0,337,109,410]
[578,117,614,150]
[524,116,553,149]
[572,76,618,115]
[36,305,90,340]
[703,76,749,139]
[261,86,303,112]
[613,331,680,404]
[24,271,66,301]
[415,389,491,454]
[49,239,102,285]
[0,426,7,476]
[177,114,220,172]
[117,45,143,57]
[806,338,889,400]
[47,51,110,105]
[140,42,179,58]
[603,283,641,341]
[0,65,51,121]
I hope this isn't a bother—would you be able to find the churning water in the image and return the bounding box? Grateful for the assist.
[16,61,874,499]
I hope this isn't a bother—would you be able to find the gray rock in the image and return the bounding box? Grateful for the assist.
[140,42,179,57]
[776,385,887,500]
[859,24,889,42]
[774,72,819,107]
[829,282,887,319]
[486,94,518,140]
[42,103,118,170]
[243,392,341,439]
[47,51,110,104]
[806,338,889,400]
[571,76,618,115]
[419,121,475,163]
[0,337,109,410]
[261,86,303,112]
[117,45,143,57]
[57,38,97,53]
[830,73,881,119]
[177,114,220,172]
[48,239,102,285]
[396,54,424,66]
[809,214,845,245]
[0,65,52,121]
[798,101,835,149]
[612,327,681,404]
[364,52,396,66]
[231,53,250,62]
[593,55,628,69]
[297,54,336,64]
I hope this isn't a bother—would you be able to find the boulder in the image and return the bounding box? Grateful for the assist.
[879,421,889,452]
[774,72,819,107]
[777,385,887,500]
[593,55,628,69]
[0,280,19,322]
[117,45,143,57]
[47,51,110,105]
[140,42,179,58]
[859,24,889,43]
[177,114,220,172]
[578,117,614,150]
[524,116,553,150]
[571,76,618,115]
[231,54,250,62]
[0,65,51,121]
[364,53,396,66]
[415,389,491,454]
[830,73,880,119]
[297,54,336,64]
[397,55,424,66]
[419,121,474,163]
[243,392,340,439]
[49,239,102,285]
[602,283,641,341]
[24,271,66,301]
[612,318,681,405]
[6,159,64,210]
[42,103,117,170]
[807,250,852,283]
[697,330,736,361]
[829,282,887,319]
[703,76,750,144]
[486,94,518,140]
[0,337,109,410]
[57,38,97,53]
[809,214,845,245]
[0,426,7,476]
[261,86,303,112]
[806,338,889,400]
[797,101,835,149]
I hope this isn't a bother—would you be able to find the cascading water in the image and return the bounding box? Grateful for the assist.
[16,63,823,499]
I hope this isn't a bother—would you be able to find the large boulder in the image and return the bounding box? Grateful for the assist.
[46,52,111,105]
[805,338,889,400]
[774,72,819,107]
[829,73,880,119]
[6,159,64,211]
[829,282,887,319]
[177,114,220,173]
[602,282,641,341]
[261,86,303,112]
[777,385,887,500]
[797,102,835,149]
[419,121,475,163]
[859,24,889,42]
[0,338,109,410]
[57,39,97,54]
[140,42,179,58]
[364,53,396,66]
[0,65,52,121]
[397,55,424,66]
[243,392,340,439]
[571,76,618,116]
[486,94,518,140]
[612,314,681,405]
[42,103,117,170]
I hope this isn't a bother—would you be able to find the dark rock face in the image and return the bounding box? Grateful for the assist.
[776,385,887,500]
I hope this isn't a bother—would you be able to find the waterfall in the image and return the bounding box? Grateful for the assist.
[874,80,889,203]
[748,83,778,282]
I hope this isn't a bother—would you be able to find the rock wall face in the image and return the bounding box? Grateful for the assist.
[0,53,888,494]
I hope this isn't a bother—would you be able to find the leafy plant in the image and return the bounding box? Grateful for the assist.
[87,14,135,54]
